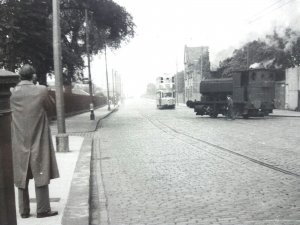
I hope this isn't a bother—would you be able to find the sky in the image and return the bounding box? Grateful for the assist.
[87,0,300,97]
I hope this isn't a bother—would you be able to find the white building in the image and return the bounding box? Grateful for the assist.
[285,67,300,110]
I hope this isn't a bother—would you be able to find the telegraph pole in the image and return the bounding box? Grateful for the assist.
[105,45,111,110]
[52,0,69,152]
[176,59,179,105]
[112,69,115,106]
[114,71,118,105]
[85,8,95,120]
[247,45,250,68]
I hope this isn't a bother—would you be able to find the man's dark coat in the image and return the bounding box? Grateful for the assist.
[10,80,59,189]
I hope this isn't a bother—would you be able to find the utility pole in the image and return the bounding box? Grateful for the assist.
[85,8,95,120]
[176,59,179,105]
[112,69,115,106]
[120,75,124,103]
[105,45,111,111]
[201,53,203,80]
[247,45,250,68]
[115,71,119,104]
[183,47,186,103]
[52,0,69,152]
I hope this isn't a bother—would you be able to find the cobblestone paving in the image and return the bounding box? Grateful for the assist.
[94,99,300,225]
[151,104,300,177]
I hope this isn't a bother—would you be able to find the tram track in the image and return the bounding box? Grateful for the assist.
[140,111,300,179]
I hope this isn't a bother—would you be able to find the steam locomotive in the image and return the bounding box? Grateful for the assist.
[186,68,281,118]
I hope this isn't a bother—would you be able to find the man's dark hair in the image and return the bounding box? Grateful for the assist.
[19,64,36,80]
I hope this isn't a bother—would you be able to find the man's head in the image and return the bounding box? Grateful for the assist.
[19,64,36,80]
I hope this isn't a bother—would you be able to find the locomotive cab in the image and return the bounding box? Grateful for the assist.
[231,69,276,118]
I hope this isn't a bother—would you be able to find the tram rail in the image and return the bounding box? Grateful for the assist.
[140,111,300,179]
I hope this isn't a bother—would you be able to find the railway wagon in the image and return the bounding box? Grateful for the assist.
[186,68,280,118]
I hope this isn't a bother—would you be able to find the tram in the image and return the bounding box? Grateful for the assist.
[156,76,176,109]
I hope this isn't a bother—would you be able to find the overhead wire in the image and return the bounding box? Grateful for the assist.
[248,0,295,24]
[249,0,284,19]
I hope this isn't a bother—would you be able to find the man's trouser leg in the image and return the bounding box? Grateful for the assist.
[18,179,30,215]
[19,184,51,214]
[35,185,51,213]
[18,165,51,215]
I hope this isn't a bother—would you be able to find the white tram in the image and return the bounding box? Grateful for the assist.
[156,76,176,109]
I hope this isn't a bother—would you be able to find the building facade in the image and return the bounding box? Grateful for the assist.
[184,45,210,102]
[284,66,300,110]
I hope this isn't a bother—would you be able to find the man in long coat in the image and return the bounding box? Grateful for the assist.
[226,95,235,120]
[10,64,59,218]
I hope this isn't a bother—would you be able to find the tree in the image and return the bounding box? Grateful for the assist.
[0,0,53,81]
[217,28,300,77]
[0,0,135,84]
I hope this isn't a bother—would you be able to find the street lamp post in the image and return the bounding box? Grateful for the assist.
[53,0,69,152]
[105,45,111,111]
[176,59,179,105]
[85,9,95,120]
[112,69,116,106]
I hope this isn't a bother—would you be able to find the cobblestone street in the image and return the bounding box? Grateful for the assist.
[92,98,300,225]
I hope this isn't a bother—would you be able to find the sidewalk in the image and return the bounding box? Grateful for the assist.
[271,109,300,117]
[16,104,117,225]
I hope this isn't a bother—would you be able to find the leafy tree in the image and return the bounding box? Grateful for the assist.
[0,0,135,85]
[0,0,53,80]
[217,28,300,77]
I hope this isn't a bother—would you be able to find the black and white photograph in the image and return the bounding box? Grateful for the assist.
[1,0,300,224]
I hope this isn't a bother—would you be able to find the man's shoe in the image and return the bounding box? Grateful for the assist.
[37,210,58,218]
[21,213,30,218]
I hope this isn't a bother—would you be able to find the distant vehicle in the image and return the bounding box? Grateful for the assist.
[156,76,176,109]
[186,68,282,118]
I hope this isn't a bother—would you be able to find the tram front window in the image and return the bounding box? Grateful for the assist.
[163,92,172,97]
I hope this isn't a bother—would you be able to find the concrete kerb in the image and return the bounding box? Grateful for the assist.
[270,115,300,118]
[92,107,119,132]
[61,138,92,225]
[67,106,119,134]
[61,106,118,225]
[270,109,300,118]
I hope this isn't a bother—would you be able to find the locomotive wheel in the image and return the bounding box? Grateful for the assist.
[242,114,249,119]
[209,112,218,118]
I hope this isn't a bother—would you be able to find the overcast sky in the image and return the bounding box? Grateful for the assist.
[89,0,300,97]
